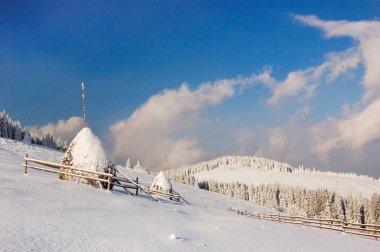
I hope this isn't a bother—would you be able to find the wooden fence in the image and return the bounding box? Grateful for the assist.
[227,207,380,241]
[22,154,190,204]
[23,154,113,191]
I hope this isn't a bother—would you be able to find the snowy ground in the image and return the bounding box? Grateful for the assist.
[0,138,63,163]
[194,165,380,198]
[1,139,379,251]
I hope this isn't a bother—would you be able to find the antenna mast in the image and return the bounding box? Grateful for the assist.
[82,81,87,128]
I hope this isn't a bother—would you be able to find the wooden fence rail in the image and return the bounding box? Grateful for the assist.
[23,155,113,191]
[227,207,380,241]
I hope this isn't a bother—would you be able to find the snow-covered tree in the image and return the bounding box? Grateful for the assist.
[63,140,68,150]
[22,129,31,144]
[126,158,131,169]
[13,121,22,140]
[134,160,147,172]
[368,193,380,224]
[345,196,361,223]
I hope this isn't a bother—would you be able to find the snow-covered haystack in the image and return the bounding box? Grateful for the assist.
[60,127,107,186]
[150,171,173,193]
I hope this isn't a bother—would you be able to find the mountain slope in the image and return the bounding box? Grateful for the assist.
[168,155,379,198]
[0,139,379,251]
[194,165,380,198]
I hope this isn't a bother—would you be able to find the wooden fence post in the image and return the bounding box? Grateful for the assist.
[107,175,111,191]
[24,152,28,175]
[374,229,377,241]
[136,177,139,195]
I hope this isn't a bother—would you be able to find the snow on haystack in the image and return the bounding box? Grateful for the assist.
[150,171,172,193]
[60,127,107,186]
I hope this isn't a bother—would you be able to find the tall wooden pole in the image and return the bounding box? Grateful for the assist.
[82,81,87,128]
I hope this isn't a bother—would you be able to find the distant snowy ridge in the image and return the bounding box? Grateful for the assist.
[169,155,378,181]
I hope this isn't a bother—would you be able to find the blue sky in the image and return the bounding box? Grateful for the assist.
[1,1,380,176]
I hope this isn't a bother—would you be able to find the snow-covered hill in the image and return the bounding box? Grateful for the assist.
[1,139,379,251]
[165,156,380,224]
[168,155,380,198]
[194,165,380,199]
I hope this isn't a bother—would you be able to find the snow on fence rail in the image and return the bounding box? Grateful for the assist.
[23,154,113,190]
[148,189,190,204]
[227,207,380,241]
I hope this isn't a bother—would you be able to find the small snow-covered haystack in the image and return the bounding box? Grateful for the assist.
[60,127,108,187]
[150,171,173,194]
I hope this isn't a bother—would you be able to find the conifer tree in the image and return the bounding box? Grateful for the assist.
[22,129,31,144]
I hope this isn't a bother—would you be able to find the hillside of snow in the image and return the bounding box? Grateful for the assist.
[0,137,63,163]
[169,156,379,199]
[194,165,380,199]
[1,139,380,251]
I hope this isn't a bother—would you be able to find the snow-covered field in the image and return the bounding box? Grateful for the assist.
[1,139,379,251]
[194,165,380,198]
[0,138,63,163]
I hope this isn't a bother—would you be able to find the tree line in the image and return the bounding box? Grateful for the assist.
[200,180,380,225]
[0,110,67,150]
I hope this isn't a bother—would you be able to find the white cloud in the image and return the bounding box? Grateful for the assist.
[265,15,380,106]
[31,116,83,142]
[294,14,380,101]
[267,69,313,106]
[289,105,311,124]
[230,107,314,168]
[293,15,380,41]
[266,46,361,106]
[232,104,380,177]
[290,15,380,160]
[323,48,361,82]
[266,106,313,162]
[229,128,261,155]
[110,72,270,170]
[312,98,380,156]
